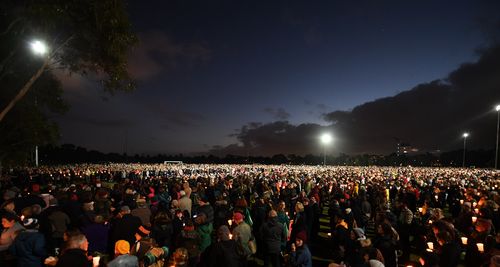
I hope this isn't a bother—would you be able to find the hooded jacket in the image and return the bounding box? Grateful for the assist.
[259,217,286,254]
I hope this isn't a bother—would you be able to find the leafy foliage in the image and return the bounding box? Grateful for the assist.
[0,0,137,165]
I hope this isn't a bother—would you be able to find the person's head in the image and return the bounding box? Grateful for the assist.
[295,231,307,247]
[135,225,151,241]
[295,202,304,213]
[63,228,82,241]
[217,225,231,241]
[114,240,130,255]
[120,205,131,215]
[1,199,15,212]
[277,201,286,211]
[233,211,244,224]
[23,218,39,230]
[1,212,18,229]
[476,218,492,233]
[66,233,89,251]
[235,198,248,208]
[268,210,278,219]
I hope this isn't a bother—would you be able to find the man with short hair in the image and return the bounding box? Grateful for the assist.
[56,234,92,267]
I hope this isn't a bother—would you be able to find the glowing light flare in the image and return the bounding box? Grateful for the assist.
[30,40,48,56]
[320,133,333,145]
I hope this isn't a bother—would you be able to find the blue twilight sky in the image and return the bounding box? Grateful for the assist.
[55,0,500,155]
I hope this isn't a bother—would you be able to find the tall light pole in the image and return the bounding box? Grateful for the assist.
[462,132,469,168]
[320,133,332,166]
[30,40,49,167]
[495,104,500,169]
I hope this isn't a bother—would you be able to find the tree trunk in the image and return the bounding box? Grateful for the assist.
[0,58,49,122]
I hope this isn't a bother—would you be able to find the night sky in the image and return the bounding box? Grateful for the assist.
[54,0,500,156]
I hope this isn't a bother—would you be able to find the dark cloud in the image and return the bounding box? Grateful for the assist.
[209,121,333,156]
[323,43,500,154]
[210,44,500,156]
[127,31,211,80]
[263,107,291,120]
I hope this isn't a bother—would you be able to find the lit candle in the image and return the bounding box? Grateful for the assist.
[426,248,433,252]
[427,242,434,250]
[229,233,233,239]
[20,215,25,221]
[472,216,477,223]
[228,219,232,226]
[460,199,464,205]
[474,208,479,214]
[477,243,484,252]
[428,220,433,225]
[473,202,477,207]
[286,212,289,216]
[435,195,438,200]
[327,233,332,237]
[461,237,468,245]
[418,207,423,213]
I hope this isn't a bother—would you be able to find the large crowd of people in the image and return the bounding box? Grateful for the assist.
[0,163,500,267]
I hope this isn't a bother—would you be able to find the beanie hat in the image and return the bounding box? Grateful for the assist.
[233,212,244,221]
[353,228,366,240]
[136,225,151,237]
[296,231,307,242]
[23,218,39,229]
[115,240,130,255]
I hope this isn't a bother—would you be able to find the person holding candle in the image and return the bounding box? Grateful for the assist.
[205,225,242,267]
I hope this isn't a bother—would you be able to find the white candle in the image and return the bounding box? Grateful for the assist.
[228,219,232,226]
[473,202,477,207]
[461,237,468,245]
[472,216,477,223]
[460,199,464,205]
[427,242,434,250]
[229,233,233,239]
[474,208,479,214]
[418,207,423,213]
[477,243,484,252]
[428,220,433,224]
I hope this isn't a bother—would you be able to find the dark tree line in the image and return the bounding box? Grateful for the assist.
[33,144,498,168]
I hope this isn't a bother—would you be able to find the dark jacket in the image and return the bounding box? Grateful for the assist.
[56,248,92,267]
[10,230,47,267]
[374,236,397,267]
[290,245,312,267]
[206,239,242,267]
[82,223,109,254]
[110,214,142,247]
[438,242,461,267]
[259,217,286,254]
[151,222,173,248]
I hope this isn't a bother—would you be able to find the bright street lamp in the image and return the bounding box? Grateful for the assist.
[320,133,332,166]
[462,132,469,168]
[495,104,500,169]
[30,40,48,56]
[30,40,49,167]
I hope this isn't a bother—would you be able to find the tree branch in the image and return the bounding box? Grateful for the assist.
[0,58,50,122]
